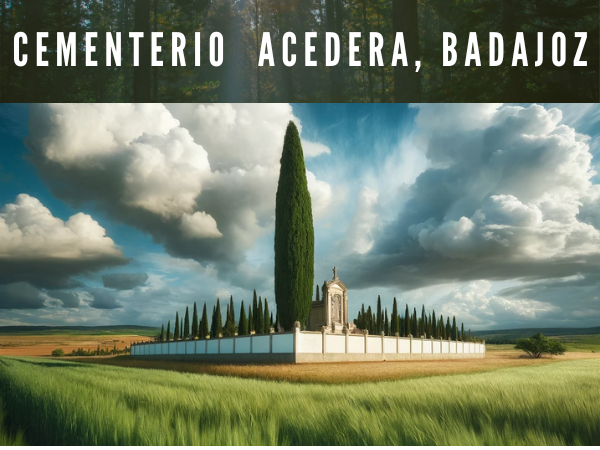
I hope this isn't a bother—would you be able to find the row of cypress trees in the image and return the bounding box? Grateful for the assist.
[157,290,279,341]
[354,297,473,341]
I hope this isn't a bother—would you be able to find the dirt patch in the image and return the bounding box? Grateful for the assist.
[0,335,153,357]
[70,350,600,384]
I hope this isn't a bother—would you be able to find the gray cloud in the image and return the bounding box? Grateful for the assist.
[0,282,46,309]
[88,290,122,309]
[102,273,149,290]
[49,290,81,308]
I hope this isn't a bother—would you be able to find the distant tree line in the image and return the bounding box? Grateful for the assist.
[51,343,130,357]
[156,290,279,341]
[353,296,475,341]
[0,0,596,102]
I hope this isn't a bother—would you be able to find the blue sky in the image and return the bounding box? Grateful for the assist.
[1,103,599,330]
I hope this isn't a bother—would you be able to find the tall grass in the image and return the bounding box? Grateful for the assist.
[0,357,599,445]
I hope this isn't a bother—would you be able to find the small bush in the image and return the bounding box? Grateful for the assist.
[51,349,65,357]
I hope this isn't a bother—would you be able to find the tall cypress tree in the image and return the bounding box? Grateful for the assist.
[439,314,445,339]
[248,306,253,334]
[160,324,165,342]
[446,317,451,339]
[257,297,264,333]
[420,305,426,337]
[376,296,382,334]
[432,310,437,338]
[183,306,190,340]
[404,304,410,336]
[275,310,280,331]
[166,320,171,341]
[274,121,314,330]
[391,298,398,335]
[451,316,457,340]
[180,318,183,340]
[384,308,389,336]
[238,300,248,335]
[192,302,198,339]
[264,299,270,333]
[315,285,320,301]
[200,303,208,339]
[174,312,180,341]
[214,299,223,337]
[412,307,418,336]
[229,296,235,328]
[461,323,465,341]
[252,290,258,332]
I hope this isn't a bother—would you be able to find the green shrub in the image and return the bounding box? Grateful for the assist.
[515,333,567,358]
[50,349,65,357]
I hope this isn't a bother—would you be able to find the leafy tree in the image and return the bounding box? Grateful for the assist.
[51,349,65,357]
[183,306,190,340]
[515,334,567,358]
[274,122,314,330]
[238,300,248,335]
[192,302,198,339]
[174,312,180,341]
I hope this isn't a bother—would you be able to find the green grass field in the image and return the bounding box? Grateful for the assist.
[1,357,599,445]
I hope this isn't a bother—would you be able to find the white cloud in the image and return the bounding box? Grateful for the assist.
[0,194,122,260]
[301,140,331,158]
[26,103,333,289]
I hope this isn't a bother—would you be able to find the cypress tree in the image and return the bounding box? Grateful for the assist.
[184,306,190,340]
[384,308,389,336]
[391,298,398,335]
[432,310,437,338]
[446,317,451,339]
[270,312,274,328]
[229,296,235,328]
[376,296,382,334]
[192,302,198,339]
[264,299,270,332]
[174,312,180,341]
[404,304,410,336]
[238,300,248,335]
[160,324,165,342]
[210,306,216,338]
[215,299,223,337]
[166,320,171,341]
[180,318,183,339]
[316,285,320,302]
[412,307,418,336]
[257,297,264,333]
[468,329,472,340]
[461,323,465,341]
[452,316,457,340]
[200,303,208,339]
[248,306,253,334]
[275,310,280,331]
[439,314,445,339]
[420,305,425,336]
[252,290,258,332]
[274,121,314,330]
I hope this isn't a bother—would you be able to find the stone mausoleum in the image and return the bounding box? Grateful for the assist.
[307,267,356,333]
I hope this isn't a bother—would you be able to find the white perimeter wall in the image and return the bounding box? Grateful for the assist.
[131,332,485,358]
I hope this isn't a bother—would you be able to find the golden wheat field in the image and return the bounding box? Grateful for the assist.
[0,335,152,357]
[71,348,600,384]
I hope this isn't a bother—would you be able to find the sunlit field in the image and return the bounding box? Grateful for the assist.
[1,357,599,445]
